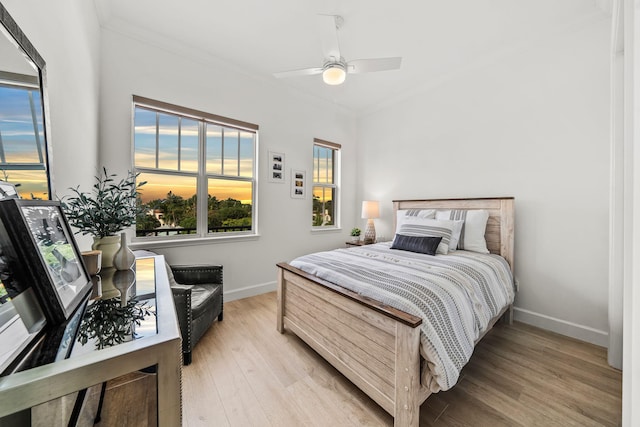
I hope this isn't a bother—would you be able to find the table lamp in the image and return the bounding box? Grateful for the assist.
[361,200,380,244]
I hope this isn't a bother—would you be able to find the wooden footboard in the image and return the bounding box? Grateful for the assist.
[277,263,428,427]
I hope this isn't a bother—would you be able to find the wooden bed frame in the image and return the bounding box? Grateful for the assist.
[276,197,515,426]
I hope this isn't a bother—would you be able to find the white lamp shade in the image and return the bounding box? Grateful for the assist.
[361,200,380,219]
[322,65,346,85]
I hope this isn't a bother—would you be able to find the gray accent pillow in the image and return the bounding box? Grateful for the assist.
[390,234,442,256]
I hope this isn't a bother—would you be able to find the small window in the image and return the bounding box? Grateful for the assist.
[0,74,49,199]
[312,138,340,228]
[133,96,258,240]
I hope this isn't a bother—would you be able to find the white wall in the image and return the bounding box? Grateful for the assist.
[357,19,611,345]
[624,0,640,423]
[98,29,357,300]
[3,0,102,249]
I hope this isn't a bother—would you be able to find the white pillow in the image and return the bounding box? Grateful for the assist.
[447,220,465,252]
[436,209,490,254]
[395,209,436,234]
[397,217,456,254]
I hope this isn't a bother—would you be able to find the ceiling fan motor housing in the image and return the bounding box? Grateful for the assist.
[322,59,347,85]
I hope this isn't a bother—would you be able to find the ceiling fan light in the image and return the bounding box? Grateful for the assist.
[322,64,346,85]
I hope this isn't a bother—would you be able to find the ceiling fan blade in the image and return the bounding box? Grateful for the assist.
[347,57,402,74]
[317,14,341,60]
[273,67,323,79]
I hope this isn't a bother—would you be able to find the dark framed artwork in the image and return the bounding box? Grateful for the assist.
[0,199,91,324]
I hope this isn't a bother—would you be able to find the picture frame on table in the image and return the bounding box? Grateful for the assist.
[0,199,92,324]
[291,169,306,199]
[268,151,285,183]
[0,212,48,374]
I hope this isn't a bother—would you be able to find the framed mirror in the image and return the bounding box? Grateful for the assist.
[0,3,52,375]
[0,3,52,200]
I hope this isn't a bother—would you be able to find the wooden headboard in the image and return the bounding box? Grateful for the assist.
[392,197,515,272]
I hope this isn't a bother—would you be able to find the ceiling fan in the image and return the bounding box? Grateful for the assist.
[273,15,402,86]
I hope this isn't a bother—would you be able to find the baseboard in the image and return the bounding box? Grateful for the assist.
[221,290,610,347]
[224,281,277,302]
[513,307,609,347]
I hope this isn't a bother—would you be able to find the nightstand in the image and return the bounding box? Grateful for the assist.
[346,241,369,247]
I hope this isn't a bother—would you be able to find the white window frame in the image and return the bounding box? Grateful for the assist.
[131,96,259,246]
[311,138,341,230]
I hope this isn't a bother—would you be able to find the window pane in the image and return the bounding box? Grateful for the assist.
[312,186,335,226]
[134,107,156,168]
[223,128,239,176]
[158,113,179,170]
[2,169,48,200]
[208,179,252,233]
[180,118,198,172]
[135,172,197,237]
[313,145,320,182]
[313,146,333,184]
[239,132,254,178]
[206,124,222,175]
[0,86,44,164]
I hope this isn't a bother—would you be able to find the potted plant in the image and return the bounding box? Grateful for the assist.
[350,227,361,243]
[60,168,146,268]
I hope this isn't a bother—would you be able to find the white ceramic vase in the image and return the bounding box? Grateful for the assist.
[112,232,135,271]
[91,235,121,268]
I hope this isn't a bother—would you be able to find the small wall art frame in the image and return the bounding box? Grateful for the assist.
[291,169,306,199]
[0,199,92,324]
[268,151,285,183]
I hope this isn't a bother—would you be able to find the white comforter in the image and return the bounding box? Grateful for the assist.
[290,242,515,392]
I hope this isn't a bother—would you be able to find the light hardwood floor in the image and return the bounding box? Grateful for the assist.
[183,292,622,427]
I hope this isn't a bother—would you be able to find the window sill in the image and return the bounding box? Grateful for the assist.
[130,233,260,250]
[310,227,342,234]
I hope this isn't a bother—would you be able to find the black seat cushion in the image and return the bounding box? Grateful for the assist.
[185,284,222,320]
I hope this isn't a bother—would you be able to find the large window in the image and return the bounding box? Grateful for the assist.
[133,96,258,239]
[312,138,340,228]
[0,73,49,199]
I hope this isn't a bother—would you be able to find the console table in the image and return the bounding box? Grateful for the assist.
[0,255,182,426]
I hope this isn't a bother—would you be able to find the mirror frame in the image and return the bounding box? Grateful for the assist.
[0,3,54,199]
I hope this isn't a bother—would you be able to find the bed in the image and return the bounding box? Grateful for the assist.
[276,197,515,427]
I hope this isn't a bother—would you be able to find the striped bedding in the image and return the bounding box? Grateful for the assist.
[289,242,515,392]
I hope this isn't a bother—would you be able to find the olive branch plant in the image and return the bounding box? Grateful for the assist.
[60,168,146,238]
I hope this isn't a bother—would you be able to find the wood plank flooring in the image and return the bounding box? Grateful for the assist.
[183,292,622,427]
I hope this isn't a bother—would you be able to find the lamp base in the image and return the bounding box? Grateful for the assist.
[364,219,376,244]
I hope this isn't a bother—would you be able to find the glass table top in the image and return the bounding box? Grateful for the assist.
[5,257,159,374]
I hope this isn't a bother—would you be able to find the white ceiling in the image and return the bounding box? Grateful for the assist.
[94,0,610,115]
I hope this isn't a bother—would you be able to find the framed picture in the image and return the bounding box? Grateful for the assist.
[0,199,91,324]
[268,151,285,183]
[291,169,306,199]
